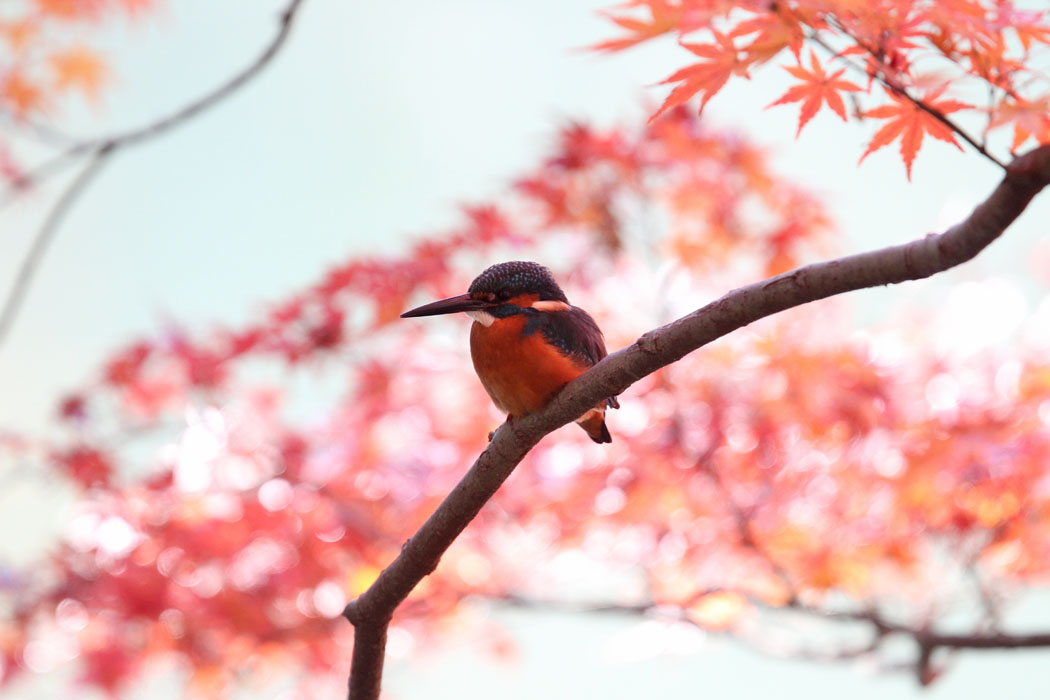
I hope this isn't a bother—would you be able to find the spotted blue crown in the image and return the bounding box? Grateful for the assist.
[468,261,568,303]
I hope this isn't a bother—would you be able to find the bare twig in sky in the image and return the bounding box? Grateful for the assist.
[0,0,308,348]
[0,146,114,343]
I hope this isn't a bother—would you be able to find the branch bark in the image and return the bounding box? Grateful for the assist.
[342,144,1050,699]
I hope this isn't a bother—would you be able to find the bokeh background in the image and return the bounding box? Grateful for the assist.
[2,0,1049,697]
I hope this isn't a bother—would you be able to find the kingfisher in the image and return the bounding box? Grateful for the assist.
[400,261,619,443]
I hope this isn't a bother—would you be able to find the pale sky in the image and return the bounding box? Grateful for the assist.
[1,1,1048,698]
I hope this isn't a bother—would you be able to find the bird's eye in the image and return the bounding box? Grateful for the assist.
[497,289,512,301]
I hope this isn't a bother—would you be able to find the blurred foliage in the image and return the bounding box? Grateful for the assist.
[4,0,1050,697]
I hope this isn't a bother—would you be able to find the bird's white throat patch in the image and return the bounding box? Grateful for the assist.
[465,310,496,327]
[466,300,568,326]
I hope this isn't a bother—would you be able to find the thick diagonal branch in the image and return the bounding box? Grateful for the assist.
[343,144,1050,699]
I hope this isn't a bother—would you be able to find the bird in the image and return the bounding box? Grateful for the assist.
[400,261,619,443]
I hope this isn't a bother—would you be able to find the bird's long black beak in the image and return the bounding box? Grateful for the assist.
[400,293,492,318]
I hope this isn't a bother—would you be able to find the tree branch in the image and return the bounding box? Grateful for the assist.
[88,0,307,152]
[0,0,308,345]
[0,146,114,344]
[493,592,1050,676]
[343,144,1050,698]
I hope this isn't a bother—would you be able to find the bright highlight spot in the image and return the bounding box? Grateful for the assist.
[97,516,140,556]
[925,373,960,413]
[259,478,294,511]
[934,279,1027,357]
[312,580,347,618]
[687,591,748,630]
[541,442,584,479]
[55,598,88,632]
[172,407,228,492]
[602,619,707,664]
[595,486,626,515]
[387,626,416,659]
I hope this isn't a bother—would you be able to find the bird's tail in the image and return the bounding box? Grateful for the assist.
[577,408,612,444]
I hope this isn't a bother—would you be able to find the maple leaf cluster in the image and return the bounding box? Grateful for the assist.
[597,0,1050,177]
[2,101,1050,695]
[0,0,150,185]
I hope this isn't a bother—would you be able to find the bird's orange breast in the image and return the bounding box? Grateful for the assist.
[470,315,590,418]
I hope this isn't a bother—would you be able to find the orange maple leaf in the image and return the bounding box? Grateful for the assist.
[592,0,685,52]
[1,71,46,117]
[652,31,746,120]
[0,19,37,53]
[36,0,104,19]
[50,46,107,98]
[732,9,805,65]
[859,88,969,179]
[768,51,862,136]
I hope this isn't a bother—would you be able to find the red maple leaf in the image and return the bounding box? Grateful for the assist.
[989,95,1050,152]
[0,145,24,187]
[652,31,746,120]
[592,0,686,52]
[768,51,862,136]
[994,2,1050,50]
[56,446,112,487]
[859,88,969,179]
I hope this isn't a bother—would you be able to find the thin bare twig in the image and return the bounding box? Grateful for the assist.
[0,110,82,150]
[0,0,308,346]
[0,146,114,344]
[0,147,87,210]
[86,0,307,152]
[342,144,1050,699]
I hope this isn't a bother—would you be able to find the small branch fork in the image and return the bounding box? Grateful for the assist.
[343,144,1050,698]
[0,0,308,347]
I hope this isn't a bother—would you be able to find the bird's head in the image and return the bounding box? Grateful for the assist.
[400,261,569,325]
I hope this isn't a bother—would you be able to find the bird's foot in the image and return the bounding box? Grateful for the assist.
[488,415,516,442]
